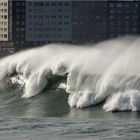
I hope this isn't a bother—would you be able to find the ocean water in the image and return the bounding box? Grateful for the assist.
[0,87,140,140]
[1,37,140,139]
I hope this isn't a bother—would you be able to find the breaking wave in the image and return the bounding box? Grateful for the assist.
[0,36,140,112]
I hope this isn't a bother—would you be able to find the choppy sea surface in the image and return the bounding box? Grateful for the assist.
[0,87,140,140]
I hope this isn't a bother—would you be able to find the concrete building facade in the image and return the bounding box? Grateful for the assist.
[0,0,14,53]
[71,1,140,43]
[0,0,9,41]
[108,1,140,38]
[12,0,26,50]
[72,1,108,43]
[26,1,71,44]
[0,0,140,53]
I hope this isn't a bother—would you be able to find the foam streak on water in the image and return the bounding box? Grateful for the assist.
[0,36,140,112]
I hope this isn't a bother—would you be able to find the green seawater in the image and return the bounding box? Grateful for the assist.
[0,86,140,140]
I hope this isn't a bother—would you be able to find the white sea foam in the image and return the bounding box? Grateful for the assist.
[58,82,67,90]
[103,90,140,112]
[0,36,140,111]
[11,74,26,87]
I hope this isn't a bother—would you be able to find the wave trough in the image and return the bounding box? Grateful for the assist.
[0,36,140,112]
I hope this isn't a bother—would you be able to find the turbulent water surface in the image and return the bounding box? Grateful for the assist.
[1,37,140,139]
[1,86,140,140]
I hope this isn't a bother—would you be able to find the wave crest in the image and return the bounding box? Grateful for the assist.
[0,37,140,111]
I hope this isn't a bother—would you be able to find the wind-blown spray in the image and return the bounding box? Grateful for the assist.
[0,36,140,111]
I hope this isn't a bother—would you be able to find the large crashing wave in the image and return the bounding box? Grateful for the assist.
[0,36,140,112]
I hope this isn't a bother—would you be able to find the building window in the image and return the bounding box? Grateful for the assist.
[4,9,7,13]
[46,2,49,6]
[52,28,56,31]
[28,2,32,6]
[4,22,7,25]
[46,15,49,18]
[64,28,69,31]
[125,16,129,20]
[132,16,138,20]
[64,9,70,12]
[64,15,69,18]
[58,3,63,6]
[110,10,114,14]
[28,9,32,12]
[116,3,122,8]
[21,2,25,6]
[135,3,138,7]
[4,15,7,19]
[126,3,131,7]
[58,28,62,31]
[58,21,62,25]
[34,2,44,7]
[4,3,7,6]
[16,28,19,31]
[16,21,20,25]
[45,34,49,37]
[16,34,19,38]
[64,3,70,6]
[21,22,25,25]
[16,15,20,19]
[34,15,43,19]
[16,2,20,6]
[58,34,62,37]
[16,9,20,12]
[58,15,62,18]
[28,28,32,31]
[96,16,100,19]
[51,15,56,18]
[21,28,25,31]
[132,28,137,32]
[64,22,69,25]
[21,9,25,13]
[4,34,7,38]
[51,3,56,6]
[58,9,62,12]
[46,28,49,31]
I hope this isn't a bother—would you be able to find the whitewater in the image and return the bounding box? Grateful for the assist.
[0,36,140,112]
